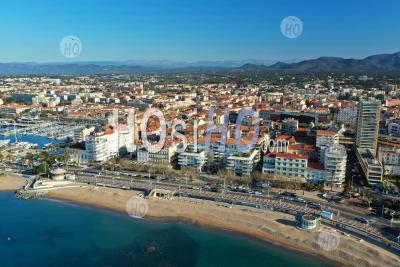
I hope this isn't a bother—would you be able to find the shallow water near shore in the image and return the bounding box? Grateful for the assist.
[0,192,333,267]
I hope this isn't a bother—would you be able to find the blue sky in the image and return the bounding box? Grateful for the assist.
[0,0,399,62]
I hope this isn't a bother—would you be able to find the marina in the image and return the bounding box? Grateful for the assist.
[0,134,64,150]
[0,119,87,140]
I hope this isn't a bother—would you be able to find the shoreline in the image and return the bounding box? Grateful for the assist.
[45,186,399,267]
[1,174,399,267]
[45,192,340,267]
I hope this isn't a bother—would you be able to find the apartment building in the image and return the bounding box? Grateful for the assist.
[356,99,381,152]
[356,148,383,185]
[388,122,400,137]
[281,118,299,135]
[307,162,327,182]
[321,145,347,187]
[67,125,133,163]
[73,126,95,142]
[226,149,260,176]
[178,149,207,171]
[378,146,400,175]
[263,152,308,182]
[316,130,339,148]
[337,106,357,126]
[136,140,178,166]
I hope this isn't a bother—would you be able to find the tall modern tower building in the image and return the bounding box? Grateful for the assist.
[356,99,381,152]
[355,99,383,185]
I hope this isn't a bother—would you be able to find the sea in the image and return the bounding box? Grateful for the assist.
[0,127,65,149]
[0,192,333,267]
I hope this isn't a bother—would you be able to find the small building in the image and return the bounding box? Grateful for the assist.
[51,168,66,181]
[296,213,319,230]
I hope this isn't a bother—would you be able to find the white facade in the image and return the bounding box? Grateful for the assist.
[68,125,134,163]
[378,147,400,175]
[178,150,207,171]
[136,142,178,166]
[388,122,400,137]
[263,152,308,182]
[73,126,95,142]
[356,100,380,152]
[321,145,347,187]
[337,107,357,125]
[316,130,339,148]
[356,148,383,185]
[226,149,260,176]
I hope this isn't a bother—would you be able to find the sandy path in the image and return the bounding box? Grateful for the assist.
[46,186,400,267]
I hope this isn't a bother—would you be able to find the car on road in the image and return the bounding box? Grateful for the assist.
[308,202,321,209]
[280,191,296,197]
[357,217,370,224]
[296,197,307,204]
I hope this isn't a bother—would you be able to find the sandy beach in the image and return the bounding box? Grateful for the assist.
[1,174,399,267]
[45,185,399,267]
[0,173,26,192]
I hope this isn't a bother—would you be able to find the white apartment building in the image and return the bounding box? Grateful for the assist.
[67,125,133,163]
[73,126,95,142]
[337,106,357,125]
[226,149,260,176]
[378,147,400,175]
[281,118,299,135]
[316,130,339,148]
[356,100,380,152]
[307,163,327,182]
[193,138,226,168]
[356,148,383,185]
[137,147,149,162]
[178,149,207,171]
[136,141,178,166]
[321,145,347,187]
[263,152,308,182]
[388,122,400,137]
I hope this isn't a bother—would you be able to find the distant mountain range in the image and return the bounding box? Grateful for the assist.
[0,52,400,75]
[234,51,400,73]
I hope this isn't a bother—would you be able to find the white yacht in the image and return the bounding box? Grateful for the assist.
[0,139,10,148]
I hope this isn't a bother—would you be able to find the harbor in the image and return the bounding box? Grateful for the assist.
[0,119,88,140]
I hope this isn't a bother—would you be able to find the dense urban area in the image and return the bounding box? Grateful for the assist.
[1,72,400,255]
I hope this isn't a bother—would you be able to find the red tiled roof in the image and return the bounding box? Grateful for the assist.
[276,153,308,160]
[307,162,324,170]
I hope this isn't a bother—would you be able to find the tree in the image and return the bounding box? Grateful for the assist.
[34,162,50,175]
[342,181,354,197]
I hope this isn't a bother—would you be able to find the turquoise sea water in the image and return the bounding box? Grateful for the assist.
[0,192,333,267]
